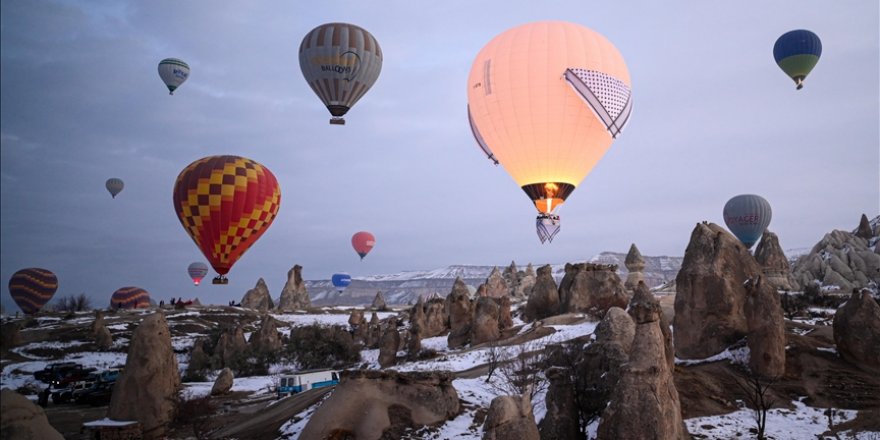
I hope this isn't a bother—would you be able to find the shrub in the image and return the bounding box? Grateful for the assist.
[285,324,360,369]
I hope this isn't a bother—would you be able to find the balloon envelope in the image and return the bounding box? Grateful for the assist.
[158,58,190,95]
[188,262,209,286]
[110,286,150,309]
[331,273,352,292]
[467,21,632,240]
[351,231,375,260]
[173,156,281,279]
[723,194,772,249]
[773,30,821,90]
[105,178,124,199]
[299,23,383,124]
[8,268,57,315]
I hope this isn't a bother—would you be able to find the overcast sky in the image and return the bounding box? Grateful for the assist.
[2,1,878,311]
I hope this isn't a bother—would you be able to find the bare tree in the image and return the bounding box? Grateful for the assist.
[491,341,547,406]
[483,341,507,383]
[735,371,776,440]
[52,293,92,312]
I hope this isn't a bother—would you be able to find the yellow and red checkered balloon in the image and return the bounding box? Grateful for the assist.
[173,156,281,277]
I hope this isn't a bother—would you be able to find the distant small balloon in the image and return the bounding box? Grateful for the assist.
[351,231,376,260]
[105,178,124,199]
[723,194,772,249]
[158,58,190,95]
[188,262,209,286]
[8,268,57,315]
[331,273,352,293]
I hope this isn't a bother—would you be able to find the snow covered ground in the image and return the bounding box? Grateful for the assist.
[2,308,878,439]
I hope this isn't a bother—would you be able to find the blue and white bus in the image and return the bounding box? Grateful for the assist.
[277,369,340,398]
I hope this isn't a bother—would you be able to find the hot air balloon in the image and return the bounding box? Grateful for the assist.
[467,21,633,243]
[158,58,190,95]
[331,273,352,293]
[8,268,57,315]
[299,23,383,125]
[110,286,150,309]
[188,262,209,286]
[173,155,281,284]
[351,231,375,260]
[723,194,772,250]
[105,178,124,199]
[773,30,821,90]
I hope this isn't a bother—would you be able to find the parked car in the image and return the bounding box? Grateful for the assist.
[95,368,121,383]
[34,362,79,383]
[52,375,96,404]
[50,365,96,388]
[76,381,114,406]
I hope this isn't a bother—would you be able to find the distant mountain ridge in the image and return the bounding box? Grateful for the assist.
[305,252,684,306]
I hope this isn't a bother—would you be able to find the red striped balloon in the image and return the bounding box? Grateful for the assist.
[8,268,58,314]
[111,286,151,309]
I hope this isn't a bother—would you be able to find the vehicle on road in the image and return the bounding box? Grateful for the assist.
[277,369,339,398]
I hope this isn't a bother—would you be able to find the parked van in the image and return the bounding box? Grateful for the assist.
[277,369,339,398]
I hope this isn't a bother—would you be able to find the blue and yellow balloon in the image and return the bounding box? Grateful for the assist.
[773,30,821,90]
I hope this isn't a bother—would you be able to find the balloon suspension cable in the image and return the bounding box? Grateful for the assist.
[212,275,229,285]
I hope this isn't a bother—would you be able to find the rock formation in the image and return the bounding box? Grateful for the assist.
[378,323,401,368]
[1,322,22,350]
[91,309,105,336]
[249,314,282,354]
[298,370,460,439]
[744,276,786,378]
[422,296,449,338]
[213,325,248,369]
[833,289,880,373]
[0,389,64,440]
[524,265,559,321]
[624,243,646,291]
[674,222,758,359]
[515,270,536,299]
[366,313,382,349]
[483,393,540,440]
[446,277,474,348]
[349,310,368,344]
[539,367,580,440]
[95,326,113,351]
[276,265,311,312]
[856,213,874,240]
[241,278,274,312]
[482,267,508,298]
[108,312,181,439]
[791,216,880,292]
[597,282,688,440]
[558,262,629,318]
[371,291,388,311]
[211,367,234,395]
[471,296,501,345]
[754,230,796,291]
[185,338,211,377]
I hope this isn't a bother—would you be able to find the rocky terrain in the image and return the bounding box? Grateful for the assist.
[2,216,879,439]
[306,251,683,306]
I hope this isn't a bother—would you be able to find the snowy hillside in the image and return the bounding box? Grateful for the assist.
[305,252,683,306]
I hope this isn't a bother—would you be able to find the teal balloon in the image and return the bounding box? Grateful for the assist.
[723,194,772,249]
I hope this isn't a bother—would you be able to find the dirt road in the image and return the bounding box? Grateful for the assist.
[207,387,333,440]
